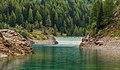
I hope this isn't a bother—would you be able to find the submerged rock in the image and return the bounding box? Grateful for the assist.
[0,29,33,57]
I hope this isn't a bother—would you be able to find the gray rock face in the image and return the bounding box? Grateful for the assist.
[0,29,33,57]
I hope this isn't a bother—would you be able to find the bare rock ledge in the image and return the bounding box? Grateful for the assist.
[80,35,120,50]
[0,29,34,58]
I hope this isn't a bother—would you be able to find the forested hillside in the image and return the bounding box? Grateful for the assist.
[0,0,94,37]
[86,0,120,37]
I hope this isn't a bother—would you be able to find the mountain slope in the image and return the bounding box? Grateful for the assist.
[80,0,120,49]
[0,0,94,37]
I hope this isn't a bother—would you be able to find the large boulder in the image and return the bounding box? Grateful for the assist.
[0,29,33,57]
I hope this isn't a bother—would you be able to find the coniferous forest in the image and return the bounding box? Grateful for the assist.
[87,0,120,37]
[0,0,94,38]
[0,0,120,39]
[1,0,120,69]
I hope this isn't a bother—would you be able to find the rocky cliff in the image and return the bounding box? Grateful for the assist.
[0,29,33,57]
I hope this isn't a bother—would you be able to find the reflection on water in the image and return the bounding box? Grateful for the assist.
[0,44,120,70]
[0,56,30,70]
[55,37,82,45]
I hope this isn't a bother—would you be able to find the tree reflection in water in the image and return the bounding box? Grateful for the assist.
[0,45,120,70]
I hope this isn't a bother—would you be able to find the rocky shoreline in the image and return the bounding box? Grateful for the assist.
[0,29,58,58]
[0,29,34,58]
[31,36,58,45]
[80,35,120,50]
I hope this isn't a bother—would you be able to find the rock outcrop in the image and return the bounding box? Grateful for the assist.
[80,35,120,50]
[0,29,33,57]
[31,36,58,45]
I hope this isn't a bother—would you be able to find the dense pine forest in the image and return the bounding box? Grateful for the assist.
[86,0,120,37]
[0,0,94,38]
[0,0,120,39]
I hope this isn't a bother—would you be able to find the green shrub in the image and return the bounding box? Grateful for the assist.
[14,25,30,38]
[21,30,30,38]
[0,22,9,29]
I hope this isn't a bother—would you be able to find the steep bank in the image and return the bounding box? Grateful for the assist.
[80,0,120,49]
[80,15,120,49]
[0,29,33,58]
[80,35,120,50]
[80,18,120,49]
[80,19,120,49]
[31,36,58,45]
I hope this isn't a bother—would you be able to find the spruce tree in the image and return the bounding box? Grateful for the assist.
[10,11,16,27]
[28,8,33,23]
[104,0,115,23]
[73,26,79,36]
[53,24,58,36]
[35,11,42,22]
[15,4,23,24]
[0,14,3,22]
[45,15,51,27]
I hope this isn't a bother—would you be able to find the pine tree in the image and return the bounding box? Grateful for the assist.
[54,12,58,24]
[0,14,3,22]
[26,23,33,32]
[91,0,104,30]
[28,8,33,23]
[39,21,43,28]
[35,11,42,22]
[96,0,103,29]
[73,26,79,36]
[10,11,16,27]
[103,0,115,23]
[53,24,58,36]
[20,14,24,24]
[23,20,28,28]
[15,4,23,24]
[34,21,39,29]
[45,15,51,27]
[78,27,83,36]
[63,21,67,33]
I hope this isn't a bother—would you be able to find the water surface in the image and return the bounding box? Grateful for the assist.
[0,37,120,70]
[55,37,82,45]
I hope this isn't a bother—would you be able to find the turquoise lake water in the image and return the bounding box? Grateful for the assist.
[0,37,120,70]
